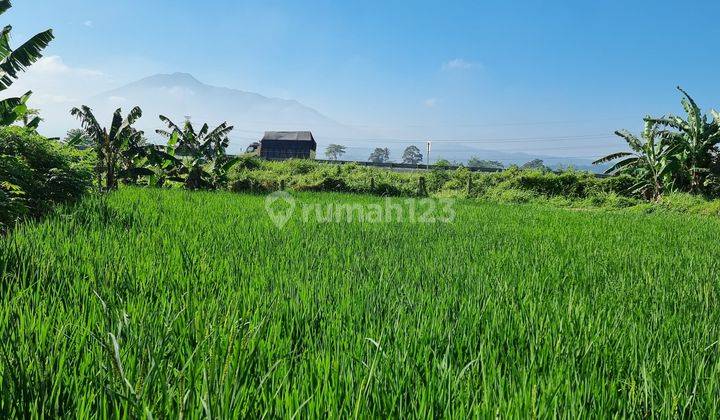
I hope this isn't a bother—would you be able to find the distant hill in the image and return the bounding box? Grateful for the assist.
[89,73,351,153]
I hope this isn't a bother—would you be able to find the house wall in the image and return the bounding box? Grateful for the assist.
[260,141,316,160]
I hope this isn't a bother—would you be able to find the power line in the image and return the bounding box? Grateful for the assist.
[229,133,619,144]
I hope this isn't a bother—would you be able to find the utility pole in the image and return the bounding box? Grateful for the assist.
[426,140,431,170]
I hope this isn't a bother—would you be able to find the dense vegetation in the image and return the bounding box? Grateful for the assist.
[596,87,720,199]
[0,126,91,231]
[2,188,720,417]
[229,157,631,200]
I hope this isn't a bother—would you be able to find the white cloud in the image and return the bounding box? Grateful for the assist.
[441,58,480,71]
[83,20,94,28]
[27,55,105,79]
[423,98,437,108]
[3,56,114,136]
[108,96,127,104]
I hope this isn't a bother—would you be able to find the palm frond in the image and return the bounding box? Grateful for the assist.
[155,129,173,138]
[206,122,234,141]
[593,152,633,165]
[0,29,54,90]
[646,116,686,132]
[677,86,702,134]
[711,109,720,126]
[0,95,22,125]
[70,106,103,138]
[107,108,124,141]
[125,106,142,126]
[197,123,209,140]
[115,106,142,139]
[614,130,643,153]
[25,115,40,130]
[605,157,640,174]
[0,25,12,59]
[159,115,183,135]
[0,1,11,16]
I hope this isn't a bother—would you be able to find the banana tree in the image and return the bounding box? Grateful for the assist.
[0,0,54,126]
[646,87,720,193]
[594,119,679,200]
[70,106,143,191]
[155,116,236,189]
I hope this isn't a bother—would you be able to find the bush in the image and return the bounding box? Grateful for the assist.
[0,127,92,230]
[595,174,637,197]
[658,193,710,213]
[487,187,538,204]
[500,170,599,198]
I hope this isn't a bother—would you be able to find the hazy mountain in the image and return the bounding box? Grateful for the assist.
[88,72,354,153]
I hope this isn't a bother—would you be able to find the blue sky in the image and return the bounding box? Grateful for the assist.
[7,0,720,158]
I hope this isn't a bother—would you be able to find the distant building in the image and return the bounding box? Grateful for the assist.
[258,131,317,160]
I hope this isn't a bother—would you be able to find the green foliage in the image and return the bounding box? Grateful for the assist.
[4,188,720,416]
[71,105,144,191]
[401,145,423,164]
[500,169,599,198]
[0,126,91,230]
[227,160,638,203]
[155,116,236,190]
[598,87,720,198]
[520,158,549,171]
[368,147,390,163]
[0,2,54,127]
[467,157,504,170]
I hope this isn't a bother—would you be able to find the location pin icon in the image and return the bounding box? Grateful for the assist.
[265,191,296,229]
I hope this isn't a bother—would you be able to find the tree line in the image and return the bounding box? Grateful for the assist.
[324,143,505,169]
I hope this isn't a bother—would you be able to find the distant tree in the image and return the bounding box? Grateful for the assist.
[368,147,390,163]
[402,145,423,164]
[325,144,347,160]
[520,159,548,171]
[64,128,93,150]
[434,159,451,167]
[467,156,504,170]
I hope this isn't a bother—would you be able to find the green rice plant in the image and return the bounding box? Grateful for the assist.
[2,187,720,417]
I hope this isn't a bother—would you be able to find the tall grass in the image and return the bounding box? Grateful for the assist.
[1,188,720,417]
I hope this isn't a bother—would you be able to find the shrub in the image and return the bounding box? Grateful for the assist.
[596,174,637,197]
[0,127,92,230]
[295,176,350,193]
[487,187,538,204]
[228,170,280,193]
[232,155,264,171]
[282,159,319,175]
[658,193,709,213]
[502,170,598,198]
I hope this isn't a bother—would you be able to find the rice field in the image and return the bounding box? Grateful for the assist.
[2,187,720,417]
